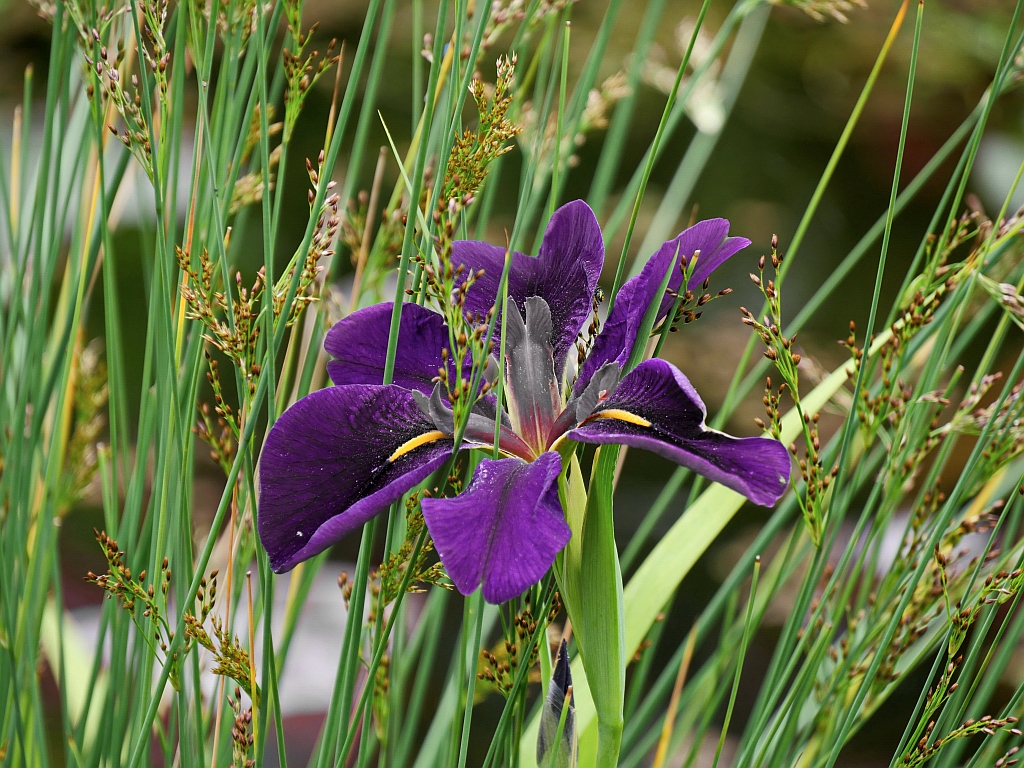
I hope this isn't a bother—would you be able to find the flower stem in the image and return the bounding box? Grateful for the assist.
[596,719,624,768]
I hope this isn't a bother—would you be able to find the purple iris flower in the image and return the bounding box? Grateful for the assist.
[257,201,791,603]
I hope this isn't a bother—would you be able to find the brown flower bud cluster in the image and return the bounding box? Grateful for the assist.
[918,372,1024,494]
[281,20,339,142]
[176,248,263,392]
[843,285,943,444]
[196,394,237,476]
[76,0,174,180]
[272,156,336,325]
[229,687,256,768]
[184,606,261,706]
[897,711,1020,768]
[477,593,562,697]
[86,531,203,690]
[373,493,451,610]
[84,38,154,178]
[741,236,828,541]
[754,376,785,439]
[85,530,173,623]
[741,240,801,389]
[195,351,242,477]
[652,250,734,346]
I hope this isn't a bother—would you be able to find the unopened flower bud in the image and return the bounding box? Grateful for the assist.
[537,640,576,768]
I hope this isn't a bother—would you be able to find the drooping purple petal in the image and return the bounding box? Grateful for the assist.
[569,359,790,506]
[453,201,604,370]
[258,385,455,572]
[421,452,569,603]
[576,219,750,393]
[325,302,461,394]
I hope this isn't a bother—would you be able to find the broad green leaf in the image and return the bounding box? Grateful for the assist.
[556,454,589,651]
[578,446,626,768]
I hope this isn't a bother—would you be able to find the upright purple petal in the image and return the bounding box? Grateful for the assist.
[453,201,604,370]
[687,219,751,286]
[258,385,455,572]
[325,303,461,394]
[536,199,605,290]
[576,219,749,393]
[421,452,569,604]
[570,359,790,506]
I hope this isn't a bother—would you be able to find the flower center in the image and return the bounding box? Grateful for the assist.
[545,360,622,450]
[410,305,632,463]
[413,384,535,461]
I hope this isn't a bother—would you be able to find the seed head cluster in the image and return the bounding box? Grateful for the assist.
[281,11,339,142]
[477,593,562,697]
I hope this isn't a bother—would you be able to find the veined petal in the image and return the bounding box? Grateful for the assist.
[569,359,790,506]
[413,384,534,460]
[421,452,569,604]
[537,200,605,290]
[453,201,603,371]
[576,219,749,393]
[504,297,562,455]
[687,218,751,286]
[258,385,454,572]
[325,302,461,393]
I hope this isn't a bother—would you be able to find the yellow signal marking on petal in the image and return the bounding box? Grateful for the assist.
[593,409,651,428]
[547,433,570,454]
[388,430,447,462]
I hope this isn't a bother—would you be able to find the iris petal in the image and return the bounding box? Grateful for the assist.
[258,385,454,572]
[569,359,790,506]
[413,384,535,460]
[325,302,460,393]
[536,199,605,289]
[576,219,749,393]
[453,201,603,372]
[421,452,569,603]
[504,297,562,454]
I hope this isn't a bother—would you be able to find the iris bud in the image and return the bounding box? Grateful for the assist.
[537,640,577,768]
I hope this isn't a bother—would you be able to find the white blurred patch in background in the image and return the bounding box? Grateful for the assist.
[974,129,1024,216]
